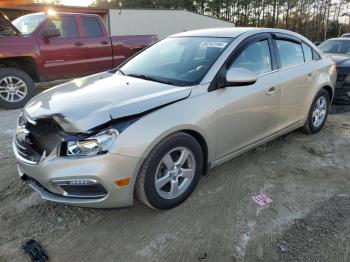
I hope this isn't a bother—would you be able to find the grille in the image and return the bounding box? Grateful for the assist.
[14,135,41,164]
[13,113,62,165]
[336,68,350,87]
[337,74,346,81]
[13,113,41,164]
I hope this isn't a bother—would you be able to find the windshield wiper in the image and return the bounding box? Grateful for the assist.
[127,73,175,85]
[115,68,125,75]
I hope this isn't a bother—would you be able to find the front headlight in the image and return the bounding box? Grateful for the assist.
[66,129,119,156]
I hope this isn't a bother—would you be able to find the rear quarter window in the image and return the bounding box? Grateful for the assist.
[313,49,321,60]
[302,43,313,62]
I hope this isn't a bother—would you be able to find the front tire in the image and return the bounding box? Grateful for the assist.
[0,68,35,109]
[302,89,330,134]
[135,132,203,210]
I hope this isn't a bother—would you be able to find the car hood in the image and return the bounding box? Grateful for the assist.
[24,72,192,133]
[329,54,350,67]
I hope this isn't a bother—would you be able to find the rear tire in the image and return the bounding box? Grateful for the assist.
[301,89,330,134]
[0,68,35,109]
[135,132,203,210]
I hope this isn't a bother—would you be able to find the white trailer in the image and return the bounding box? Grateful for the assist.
[108,9,234,38]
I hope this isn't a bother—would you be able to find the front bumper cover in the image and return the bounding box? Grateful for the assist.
[334,67,350,104]
[15,148,143,208]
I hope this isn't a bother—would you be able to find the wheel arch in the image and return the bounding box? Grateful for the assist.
[321,85,334,102]
[180,129,209,175]
[0,56,39,82]
[133,127,210,178]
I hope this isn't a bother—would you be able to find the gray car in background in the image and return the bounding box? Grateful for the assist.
[13,28,336,209]
[318,38,350,103]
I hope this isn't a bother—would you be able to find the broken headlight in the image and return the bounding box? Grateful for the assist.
[66,129,119,156]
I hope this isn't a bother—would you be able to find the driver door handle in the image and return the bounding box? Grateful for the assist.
[266,86,280,95]
[307,72,314,78]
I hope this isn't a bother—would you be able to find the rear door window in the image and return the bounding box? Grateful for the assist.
[276,40,304,68]
[81,16,102,37]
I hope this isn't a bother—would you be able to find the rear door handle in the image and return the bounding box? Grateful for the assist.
[74,42,84,46]
[101,40,109,45]
[266,86,280,95]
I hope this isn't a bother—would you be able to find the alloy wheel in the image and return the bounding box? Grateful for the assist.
[0,76,28,103]
[154,147,196,200]
[312,96,327,128]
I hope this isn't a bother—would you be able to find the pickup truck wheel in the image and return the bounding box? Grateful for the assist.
[0,68,35,109]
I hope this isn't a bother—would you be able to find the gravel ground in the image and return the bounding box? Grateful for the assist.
[0,83,349,261]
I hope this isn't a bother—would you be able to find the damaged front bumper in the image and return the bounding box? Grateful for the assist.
[14,143,142,208]
[333,87,350,104]
[334,68,350,104]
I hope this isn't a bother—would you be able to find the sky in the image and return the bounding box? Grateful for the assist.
[59,0,95,6]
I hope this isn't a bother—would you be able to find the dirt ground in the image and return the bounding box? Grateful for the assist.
[0,84,349,261]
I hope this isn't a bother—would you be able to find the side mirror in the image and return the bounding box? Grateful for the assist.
[225,68,257,86]
[42,28,60,38]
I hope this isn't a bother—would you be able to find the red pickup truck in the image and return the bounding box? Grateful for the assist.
[0,11,157,109]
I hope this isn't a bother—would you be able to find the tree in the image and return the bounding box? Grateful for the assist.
[91,0,350,41]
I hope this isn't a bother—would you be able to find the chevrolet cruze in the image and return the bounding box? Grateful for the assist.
[13,28,336,209]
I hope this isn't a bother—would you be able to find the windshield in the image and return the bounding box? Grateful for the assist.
[120,36,233,86]
[319,40,350,55]
[12,13,46,35]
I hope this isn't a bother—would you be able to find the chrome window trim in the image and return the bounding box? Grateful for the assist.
[256,69,279,78]
[277,59,317,72]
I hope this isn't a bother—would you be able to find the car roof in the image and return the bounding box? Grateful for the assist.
[170,27,258,38]
[17,12,99,18]
[170,27,308,39]
[324,38,350,41]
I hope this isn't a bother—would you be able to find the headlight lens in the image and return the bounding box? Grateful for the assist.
[66,129,119,156]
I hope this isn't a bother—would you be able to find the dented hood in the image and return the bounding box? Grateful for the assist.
[24,72,192,133]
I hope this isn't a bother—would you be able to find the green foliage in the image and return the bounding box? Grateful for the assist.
[91,0,350,41]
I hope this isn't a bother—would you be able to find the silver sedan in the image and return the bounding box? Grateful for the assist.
[13,28,336,209]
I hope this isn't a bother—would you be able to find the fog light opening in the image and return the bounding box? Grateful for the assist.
[52,179,107,198]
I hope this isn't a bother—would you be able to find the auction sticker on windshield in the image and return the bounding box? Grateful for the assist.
[199,41,228,48]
